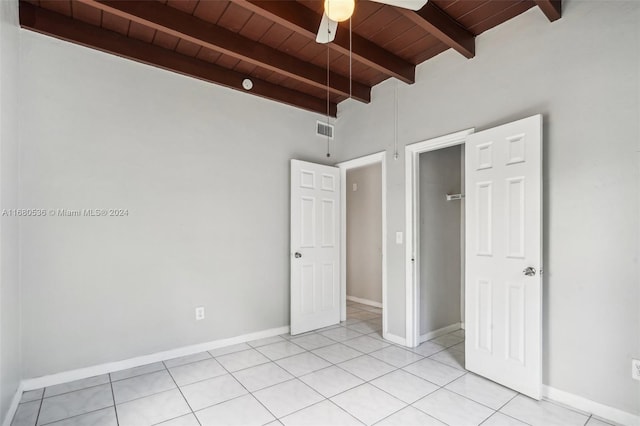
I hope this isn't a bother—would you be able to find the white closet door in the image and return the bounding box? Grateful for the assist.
[465,115,543,399]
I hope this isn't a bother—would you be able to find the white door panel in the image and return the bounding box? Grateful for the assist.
[465,115,542,399]
[291,160,340,335]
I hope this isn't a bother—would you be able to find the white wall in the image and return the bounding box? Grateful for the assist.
[0,0,21,420]
[335,0,640,417]
[346,163,382,304]
[18,30,333,378]
[419,145,461,335]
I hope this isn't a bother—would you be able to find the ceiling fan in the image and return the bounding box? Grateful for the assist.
[316,0,428,43]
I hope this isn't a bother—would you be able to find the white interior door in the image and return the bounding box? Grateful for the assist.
[465,115,543,399]
[290,160,340,335]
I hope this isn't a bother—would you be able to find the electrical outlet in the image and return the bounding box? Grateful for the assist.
[195,306,205,321]
[632,359,640,381]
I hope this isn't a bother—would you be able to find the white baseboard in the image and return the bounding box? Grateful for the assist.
[2,382,24,426]
[383,331,406,346]
[21,325,290,391]
[347,295,382,308]
[420,322,462,343]
[543,385,640,426]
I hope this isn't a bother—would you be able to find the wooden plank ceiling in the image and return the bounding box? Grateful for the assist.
[19,0,561,116]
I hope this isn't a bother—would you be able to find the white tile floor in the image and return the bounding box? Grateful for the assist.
[11,302,612,426]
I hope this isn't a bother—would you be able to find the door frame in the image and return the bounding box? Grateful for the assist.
[336,151,387,337]
[404,129,474,347]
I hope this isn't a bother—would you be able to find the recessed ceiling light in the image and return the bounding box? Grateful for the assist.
[242,78,253,90]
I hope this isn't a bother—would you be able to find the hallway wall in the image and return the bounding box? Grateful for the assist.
[346,163,382,304]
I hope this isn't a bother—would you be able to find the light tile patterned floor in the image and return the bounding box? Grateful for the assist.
[11,302,611,426]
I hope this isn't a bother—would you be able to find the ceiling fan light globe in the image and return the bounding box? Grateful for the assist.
[324,0,355,22]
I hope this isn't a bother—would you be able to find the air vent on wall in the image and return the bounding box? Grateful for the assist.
[316,121,334,139]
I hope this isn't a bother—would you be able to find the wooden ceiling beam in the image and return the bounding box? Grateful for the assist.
[534,0,562,22]
[235,0,416,84]
[77,0,370,103]
[397,3,475,59]
[18,2,337,117]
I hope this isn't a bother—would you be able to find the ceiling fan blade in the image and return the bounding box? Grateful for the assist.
[369,0,428,11]
[316,13,338,44]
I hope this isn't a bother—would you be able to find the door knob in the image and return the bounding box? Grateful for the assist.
[523,267,536,277]
[294,252,302,258]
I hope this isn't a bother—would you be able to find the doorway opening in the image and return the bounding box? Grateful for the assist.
[338,152,387,340]
[405,129,474,348]
[346,162,383,334]
[418,144,465,344]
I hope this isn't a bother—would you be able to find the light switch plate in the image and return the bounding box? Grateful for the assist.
[632,359,640,381]
[395,231,403,245]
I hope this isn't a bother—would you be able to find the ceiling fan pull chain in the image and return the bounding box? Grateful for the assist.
[349,16,352,99]
[394,80,399,160]
[326,42,331,158]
